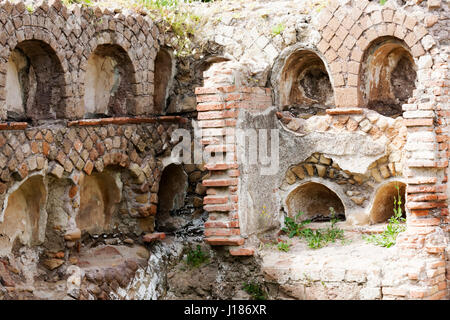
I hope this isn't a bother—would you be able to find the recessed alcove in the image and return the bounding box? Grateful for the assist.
[84,44,136,117]
[286,182,345,222]
[278,50,334,117]
[6,41,66,121]
[360,37,417,118]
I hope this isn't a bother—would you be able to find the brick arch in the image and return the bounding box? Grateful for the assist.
[284,179,348,221]
[357,35,417,117]
[0,26,69,87]
[81,40,139,117]
[0,32,70,120]
[270,44,335,109]
[314,2,430,108]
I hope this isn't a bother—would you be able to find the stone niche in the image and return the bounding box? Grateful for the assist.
[76,171,122,235]
[153,48,173,114]
[285,182,345,221]
[0,175,47,256]
[278,50,334,117]
[84,44,136,118]
[155,163,188,232]
[369,181,406,224]
[360,37,417,118]
[5,41,66,121]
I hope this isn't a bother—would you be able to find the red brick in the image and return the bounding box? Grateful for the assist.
[203,196,228,204]
[205,237,245,246]
[407,202,446,210]
[229,248,255,256]
[204,228,240,237]
[203,178,238,187]
[68,185,78,198]
[408,217,441,227]
[205,163,238,170]
[198,120,226,128]
[197,110,238,120]
[408,194,439,202]
[204,204,233,212]
[142,232,165,242]
[407,185,445,193]
[0,122,27,131]
[407,177,438,185]
[205,221,231,228]
[83,160,94,175]
[197,103,226,111]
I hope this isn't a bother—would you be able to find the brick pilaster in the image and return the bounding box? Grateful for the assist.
[195,86,272,253]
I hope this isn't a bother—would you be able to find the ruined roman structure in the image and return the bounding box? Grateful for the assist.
[0,0,448,300]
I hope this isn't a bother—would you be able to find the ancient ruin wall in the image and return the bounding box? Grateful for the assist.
[194,0,449,300]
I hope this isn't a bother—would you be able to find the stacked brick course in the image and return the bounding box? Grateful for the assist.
[195,85,272,253]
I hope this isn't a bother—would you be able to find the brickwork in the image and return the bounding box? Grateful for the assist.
[195,85,272,253]
[194,0,449,299]
[314,0,431,108]
[0,0,162,119]
[0,116,186,243]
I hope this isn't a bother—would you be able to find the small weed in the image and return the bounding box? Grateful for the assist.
[185,245,209,268]
[364,185,405,248]
[282,211,312,238]
[379,0,387,5]
[26,5,34,13]
[62,0,92,6]
[282,208,345,249]
[277,240,291,252]
[138,0,203,56]
[271,23,285,36]
[303,273,313,287]
[242,281,266,300]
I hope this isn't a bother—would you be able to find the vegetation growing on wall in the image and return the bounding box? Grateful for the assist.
[364,186,406,248]
[282,208,346,249]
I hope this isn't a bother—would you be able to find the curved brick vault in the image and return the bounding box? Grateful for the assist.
[0,0,164,119]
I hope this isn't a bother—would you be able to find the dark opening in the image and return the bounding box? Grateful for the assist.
[361,37,416,118]
[369,182,406,224]
[286,182,345,221]
[6,41,66,122]
[153,48,172,114]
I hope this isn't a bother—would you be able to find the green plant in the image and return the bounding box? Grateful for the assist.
[185,245,209,268]
[242,281,266,300]
[364,185,406,248]
[277,240,291,252]
[138,0,203,56]
[62,0,92,6]
[282,208,345,249]
[26,4,34,13]
[282,211,312,238]
[271,23,285,36]
[379,0,387,5]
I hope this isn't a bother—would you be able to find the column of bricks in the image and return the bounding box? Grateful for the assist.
[395,61,449,299]
[195,86,272,255]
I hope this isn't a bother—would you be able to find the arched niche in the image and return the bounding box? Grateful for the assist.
[359,37,416,118]
[0,175,47,255]
[5,41,66,121]
[84,44,136,118]
[155,163,188,232]
[153,48,174,114]
[77,171,121,235]
[286,182,345,222]
[278,50,334,116]
[369,181,406,224]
